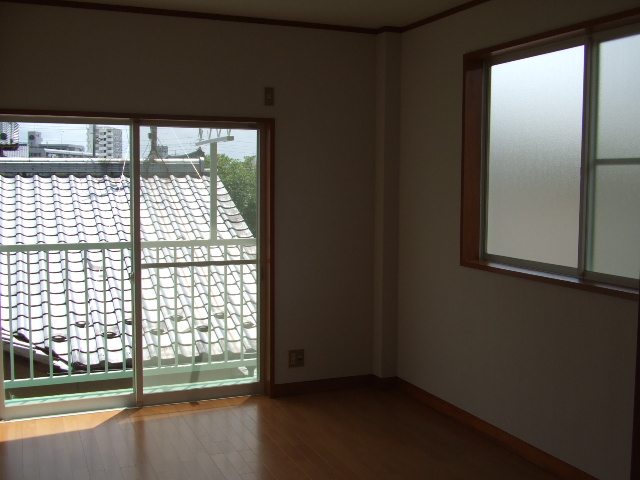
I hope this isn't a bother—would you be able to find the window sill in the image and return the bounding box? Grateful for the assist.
[461,259,639,300]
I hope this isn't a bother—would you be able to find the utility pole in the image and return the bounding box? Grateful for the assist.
[196,129,234,241]
[147,126,162,161]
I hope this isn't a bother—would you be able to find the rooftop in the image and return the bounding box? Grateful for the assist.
[0,167,257,381]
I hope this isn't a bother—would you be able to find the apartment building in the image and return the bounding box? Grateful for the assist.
[87,125,123,158]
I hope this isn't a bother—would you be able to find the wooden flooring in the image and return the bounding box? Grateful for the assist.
[0,388,561,480]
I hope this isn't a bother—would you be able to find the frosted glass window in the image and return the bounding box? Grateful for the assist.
[596,33,640,159]
[590,164,640,278]
[486,47,584,268]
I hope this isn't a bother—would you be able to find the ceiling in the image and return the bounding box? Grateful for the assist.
[66,0,479,29]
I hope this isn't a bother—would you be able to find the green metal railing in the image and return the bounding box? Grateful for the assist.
[1,239,258,397]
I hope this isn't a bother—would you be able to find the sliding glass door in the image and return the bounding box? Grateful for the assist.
[137,123,260,399]
[0,116,265,419]
[0,119,135,418]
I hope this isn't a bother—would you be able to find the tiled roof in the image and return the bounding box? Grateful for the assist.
[0,171,257,374]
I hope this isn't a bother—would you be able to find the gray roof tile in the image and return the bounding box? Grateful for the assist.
[1,172,257,374]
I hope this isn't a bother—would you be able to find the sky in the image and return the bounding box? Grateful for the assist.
[16,122,258,160]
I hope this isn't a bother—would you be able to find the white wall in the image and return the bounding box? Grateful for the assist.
[399,1,639,479]
[0,3,376,384]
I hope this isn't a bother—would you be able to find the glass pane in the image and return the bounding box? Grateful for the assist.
[486,46,584,268]
[596,33,640,159]
[0,120,133,402]
[590,163,640,279]
[139,126,259,393]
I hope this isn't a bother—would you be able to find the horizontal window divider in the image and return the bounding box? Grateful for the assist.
[0,157,128,164]
[0,239,259,253]
[594,157,640,165]
[462,259,638,300]
[143,359,257,377]
[0,110,273,128]
[142,238,256,248]
[483,254,578,277]
[0,114,130,125]
[4,370,134,389]
[584,271,640,290]
[0,242,132,253]
[142,259,256,269]
[139,119,259,130]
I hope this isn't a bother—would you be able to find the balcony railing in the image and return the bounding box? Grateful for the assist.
[1,240,257,397]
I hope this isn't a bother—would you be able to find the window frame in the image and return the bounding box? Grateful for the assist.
[0,109,277,418]
[460,8,640,300]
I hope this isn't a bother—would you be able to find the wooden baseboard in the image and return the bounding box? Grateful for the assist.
[270,374,401,397]
[372,375,398,390]
[271,374,376,397]
[397,378,598,480]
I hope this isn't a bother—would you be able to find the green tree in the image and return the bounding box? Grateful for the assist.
[207,153,257,235]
